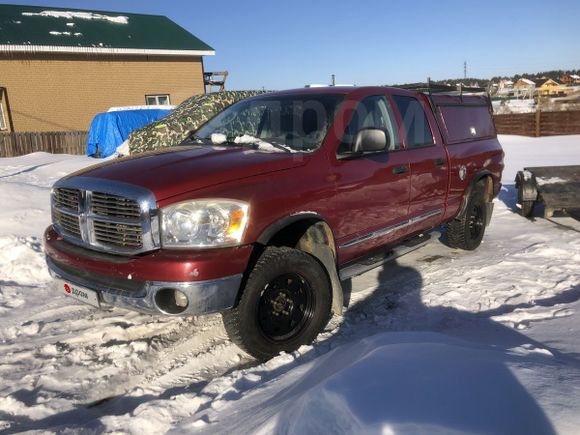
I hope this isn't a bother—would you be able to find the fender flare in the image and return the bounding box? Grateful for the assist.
[458,169,493,217]
[256,212,324,245]
[256,213,344,315]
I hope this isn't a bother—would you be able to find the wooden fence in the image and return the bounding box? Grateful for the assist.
[0,131,87,157]
[493,110,580,137]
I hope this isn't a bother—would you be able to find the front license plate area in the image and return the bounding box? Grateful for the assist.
[56,278,100,308]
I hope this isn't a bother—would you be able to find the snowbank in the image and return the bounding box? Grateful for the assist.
[178,333,569,434]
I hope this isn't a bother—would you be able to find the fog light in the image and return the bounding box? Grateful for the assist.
[155,288,189,314]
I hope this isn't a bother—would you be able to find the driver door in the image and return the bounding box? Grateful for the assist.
[330,93,411,264]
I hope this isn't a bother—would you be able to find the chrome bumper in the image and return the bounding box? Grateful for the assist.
[46,257,242,316]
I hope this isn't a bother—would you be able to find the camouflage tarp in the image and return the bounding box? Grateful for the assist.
[128,90,266,154]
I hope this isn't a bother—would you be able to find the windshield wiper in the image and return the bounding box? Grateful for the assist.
[228,135,293,153]
[185,133,212,145]
[260,139,294,153]
[189,133,293,153]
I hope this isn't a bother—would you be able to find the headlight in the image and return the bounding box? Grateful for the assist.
[161,199,249,248]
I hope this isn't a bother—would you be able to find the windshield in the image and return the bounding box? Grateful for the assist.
[193,94,344,152]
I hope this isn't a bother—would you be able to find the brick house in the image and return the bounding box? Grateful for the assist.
[0,4,214,133]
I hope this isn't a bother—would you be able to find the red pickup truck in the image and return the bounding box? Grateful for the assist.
[44,85,503,359]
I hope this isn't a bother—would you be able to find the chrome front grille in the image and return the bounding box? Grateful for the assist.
[51,179,158,255]
[91,192,141,219]
[93,220,143,248]
[53,208,81,238]
[53,187,80,211]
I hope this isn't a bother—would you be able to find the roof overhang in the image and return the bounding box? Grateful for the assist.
[0,44,215,56]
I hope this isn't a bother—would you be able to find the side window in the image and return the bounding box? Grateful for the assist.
[393,95,434,148]
[145,94,171,106]
[339,95,400,153]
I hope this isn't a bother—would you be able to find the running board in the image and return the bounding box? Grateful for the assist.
[339,230,441,281]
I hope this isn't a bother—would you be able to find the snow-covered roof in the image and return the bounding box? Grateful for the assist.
[517,78,535,85]
[0,4,215,56]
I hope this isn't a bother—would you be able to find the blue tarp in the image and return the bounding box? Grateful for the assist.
[86,109,171,158]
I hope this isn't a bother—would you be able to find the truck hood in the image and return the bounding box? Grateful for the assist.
[71,146,308,201]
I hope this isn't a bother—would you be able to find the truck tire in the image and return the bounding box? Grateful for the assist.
[222,246,332,360]
[517,181,535,218]
[520,200,535,218]
[446,181,488,251]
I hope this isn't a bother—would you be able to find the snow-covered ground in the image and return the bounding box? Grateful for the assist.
[492,99,536,114]
[1,135,579,433]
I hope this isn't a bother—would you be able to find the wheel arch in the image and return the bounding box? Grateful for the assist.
[458,170,494,215]
[255,213,344,315]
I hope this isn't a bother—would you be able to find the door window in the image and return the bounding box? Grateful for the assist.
[393,95,434,148]
[340,95,400,153]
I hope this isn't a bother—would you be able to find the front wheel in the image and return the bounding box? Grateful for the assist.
[446,181,488,250]
[222,246,332,360]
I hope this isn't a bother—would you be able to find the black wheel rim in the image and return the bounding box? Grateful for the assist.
[468,203,484,240]
[257,273,315,342]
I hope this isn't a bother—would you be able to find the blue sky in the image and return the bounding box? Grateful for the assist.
[8,0,580,89]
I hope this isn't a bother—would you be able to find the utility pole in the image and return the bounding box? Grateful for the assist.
[331,74,336,86]
[464,61,467,80]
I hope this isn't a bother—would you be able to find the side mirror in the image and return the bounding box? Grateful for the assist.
[352,128,388,154]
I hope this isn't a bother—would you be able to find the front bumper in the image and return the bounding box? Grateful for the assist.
[44,226,250,316]
[47,257,242,316]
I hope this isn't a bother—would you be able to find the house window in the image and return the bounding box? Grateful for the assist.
[145,94,171,106]
[0,102,7,130]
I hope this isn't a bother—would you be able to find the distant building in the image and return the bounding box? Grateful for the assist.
[560,74,580,85]
[496,80,514,96]
[532,78,566,97]
[513,78,535,98]
[514,78,535,88]
[499,80,514,89]
[0,4,215,133]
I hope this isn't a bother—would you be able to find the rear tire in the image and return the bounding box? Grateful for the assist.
[446,181,488,251]
[222,246,332,360]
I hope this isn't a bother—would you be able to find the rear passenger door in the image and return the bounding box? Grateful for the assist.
[392,94,448,230]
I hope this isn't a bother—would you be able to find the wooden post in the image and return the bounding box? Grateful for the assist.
[535,108,541,137]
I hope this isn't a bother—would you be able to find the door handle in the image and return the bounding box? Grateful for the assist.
[434,157,445,166]
[392,165,409,175]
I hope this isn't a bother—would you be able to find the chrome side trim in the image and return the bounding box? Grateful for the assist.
[52,176,159,255]
[47,256,242,316]
[339,208,443,249]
